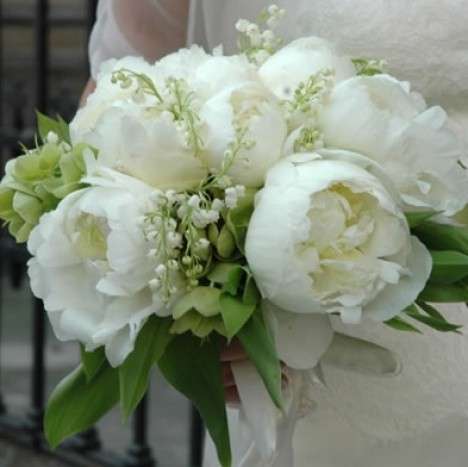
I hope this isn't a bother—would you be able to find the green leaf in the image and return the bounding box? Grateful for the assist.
[419,281,468,302]
[413,221,468,255]
[158,334,231,467]
[80,346,106,382]
[405,304,462,333]
[219,293,256,339]
[223,267,245,296]
[237,313,283,409]
[119,316,173,420]
[405,211,438,229]
[12,191,42,224]
[429,250,468,284]
[225,189,256,252]
[36,111,71,144]
[384,316,422,333]
[242,275,261,306]
[216,225,236,258]
[416,301,447,322]
[208,263,242,285]
[170,311,226,338]
[45,364,119,449]
[173,287,222,319]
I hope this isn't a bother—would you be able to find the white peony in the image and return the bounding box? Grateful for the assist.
[245,151,432,324]
[156,46,260,100]
[78,106,208,190]
[200,82,287,187]
[259,37,356,100]
[71,56,157,143]
[319,74,468,217]
[27,169,175,367]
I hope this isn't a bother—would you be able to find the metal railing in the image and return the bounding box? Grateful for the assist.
[0,1,204,465]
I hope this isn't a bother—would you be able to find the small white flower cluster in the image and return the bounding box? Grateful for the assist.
[293,126,325,152]
[225,185,246,209]
[163,77,204,155]
[141,181,245,297]
[236,4,286,64]
[142,190,184,301]
[112,70,204,156]
[284,69,335,122]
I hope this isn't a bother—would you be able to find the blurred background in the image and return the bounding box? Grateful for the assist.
[0,1,200,466]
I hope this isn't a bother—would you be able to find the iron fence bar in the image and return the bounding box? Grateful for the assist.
[0,0,7,419]
[190,407,204,467]
[26,0,49,450]
[124,395,156,467]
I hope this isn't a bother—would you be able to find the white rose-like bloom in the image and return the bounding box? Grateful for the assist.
[71,56,157,143]
[27,171,172,367]
[77,106,208,191]
[319,74,468,217]
[245,151,432,324]
[156,46,259,100]
[200,82,287,187]
[259,37,356,100]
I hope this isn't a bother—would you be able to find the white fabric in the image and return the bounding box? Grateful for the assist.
[88,1,468,465]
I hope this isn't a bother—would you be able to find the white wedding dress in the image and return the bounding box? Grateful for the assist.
[89,1,468,466]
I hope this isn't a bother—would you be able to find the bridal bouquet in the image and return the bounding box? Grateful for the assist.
[1,5,468,466]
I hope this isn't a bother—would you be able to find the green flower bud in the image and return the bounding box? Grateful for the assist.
[216,224,236,258]
[0,137,94,243]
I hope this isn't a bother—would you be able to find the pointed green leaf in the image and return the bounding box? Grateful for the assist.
[385,315,422,333]
[223,267,245,296]
[242,275,261,306]
[237,313,283,409]
[416,301,448,322]
[208,263,242,285]
[173,287,222,319]
[80,346,106,382]
[158,334,231,467]
[119,316,173,420]
[429,250,468,284]
[405,304,462,333]
[419,282,468,302]
[45,364,119,449]
[405,211,438,229]
[36,111,71,144]
[219,293,256,339]
[413,221,468,255]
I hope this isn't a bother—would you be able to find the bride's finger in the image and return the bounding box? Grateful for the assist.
[222,362,235,387]
[220,339,247,362]
[224,385,240,405]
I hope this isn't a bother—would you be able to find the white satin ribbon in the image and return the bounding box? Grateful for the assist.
[231,361,307,467]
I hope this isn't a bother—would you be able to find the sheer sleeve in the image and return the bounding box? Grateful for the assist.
[89,0,189,79]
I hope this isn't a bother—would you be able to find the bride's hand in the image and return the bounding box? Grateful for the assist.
[221,339,246,405]
[221,340,288,405]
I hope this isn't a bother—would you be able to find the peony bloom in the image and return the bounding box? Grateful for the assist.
[156,46,260,100]
[245,151,432,324]
[319,74,468,217]
[258,37,356,100]
[200,82,287,187]
[71,56,157,143]
[77,105,208,191]
[27,169,174,367]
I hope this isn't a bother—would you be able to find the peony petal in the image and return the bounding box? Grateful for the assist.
[366,237,432,321]
[264,302,334,370]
